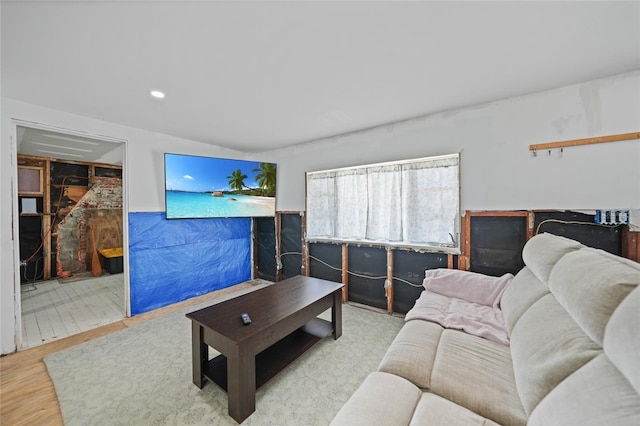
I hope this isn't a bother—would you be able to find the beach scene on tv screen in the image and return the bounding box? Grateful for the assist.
[165,154,276,219]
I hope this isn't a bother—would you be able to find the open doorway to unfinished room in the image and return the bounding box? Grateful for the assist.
[14,125,127,349]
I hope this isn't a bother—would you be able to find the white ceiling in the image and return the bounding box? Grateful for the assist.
[16,126,124,165]
[2,1,639,154]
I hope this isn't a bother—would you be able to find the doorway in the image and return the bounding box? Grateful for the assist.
[14,124,128,349]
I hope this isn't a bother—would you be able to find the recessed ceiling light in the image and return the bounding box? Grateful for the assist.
[150,90,165,99]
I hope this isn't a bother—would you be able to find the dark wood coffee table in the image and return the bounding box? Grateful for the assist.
[186,275,344,423]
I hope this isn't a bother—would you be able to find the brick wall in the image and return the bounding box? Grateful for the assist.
[56,177,123,275]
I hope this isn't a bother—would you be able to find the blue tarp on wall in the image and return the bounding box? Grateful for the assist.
[128,212,251,315]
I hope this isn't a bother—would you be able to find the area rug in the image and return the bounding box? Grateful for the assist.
[44,285,404,425]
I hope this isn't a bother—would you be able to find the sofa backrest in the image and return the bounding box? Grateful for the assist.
[500,233,640,422]
[501,233,580,334]
[528,287,640,425]
[522,232,582,284]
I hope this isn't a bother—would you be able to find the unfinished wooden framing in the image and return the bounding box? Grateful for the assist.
[300,213,308,277]
[274,213,283,282]
[265,208,638,315]
[16,154,122,281]
[292,240,459,314]
[341,244,348,302]
[44,160,51,279]
[385,249,394,313]
[622,225,640,263]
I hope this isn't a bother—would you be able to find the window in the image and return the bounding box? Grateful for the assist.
[17,166,43,195]
[306,153,460,252]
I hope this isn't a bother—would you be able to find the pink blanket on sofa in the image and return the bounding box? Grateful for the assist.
[405,291,510,345]
[404,269,512,345]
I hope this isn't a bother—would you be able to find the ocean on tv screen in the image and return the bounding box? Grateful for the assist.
[166,191,275,218]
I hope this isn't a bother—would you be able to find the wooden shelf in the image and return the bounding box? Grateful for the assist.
[530,131,639,152]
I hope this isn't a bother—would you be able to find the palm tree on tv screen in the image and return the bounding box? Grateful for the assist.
[253,163,276,196]
[227,169,247,191]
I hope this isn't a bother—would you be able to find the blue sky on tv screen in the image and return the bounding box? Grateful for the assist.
[165,154,273,193]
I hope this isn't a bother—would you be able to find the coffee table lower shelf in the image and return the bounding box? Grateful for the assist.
[204,317,333,391]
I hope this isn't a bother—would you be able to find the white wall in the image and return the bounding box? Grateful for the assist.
[267,71,640,212]
[2,71,638,354]
[0,98,246,354]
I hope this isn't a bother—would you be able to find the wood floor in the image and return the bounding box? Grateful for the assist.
[20,273,124,349]
[0,281,261,426]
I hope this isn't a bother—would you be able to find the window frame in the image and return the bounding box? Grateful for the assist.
[305,153,461,254]
[17,165,44,196]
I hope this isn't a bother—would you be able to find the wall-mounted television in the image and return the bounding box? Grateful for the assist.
[164,153,277,219]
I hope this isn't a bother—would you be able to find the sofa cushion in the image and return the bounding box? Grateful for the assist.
[549,248,640,346]
[329,372,421,426]
[604,287,640,395]
[528,355,640,426]
[430,329,526,425]
[411,393,500,426]
[510,293,601,415]
[522,233,581,284]
[500,266,549,334]
[377,319,442,389]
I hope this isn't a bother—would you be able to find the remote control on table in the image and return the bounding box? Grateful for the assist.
[241,313,251,325]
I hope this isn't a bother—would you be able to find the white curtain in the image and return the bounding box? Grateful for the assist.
[335,169,368,239]
[306,172,336,237]
[306,154,459,248]
[366,164,402,241]
[401,157,459,244]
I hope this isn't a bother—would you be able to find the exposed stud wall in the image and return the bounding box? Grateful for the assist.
[55,176,123,275]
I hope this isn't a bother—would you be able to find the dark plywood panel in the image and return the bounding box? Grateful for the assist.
[269,210,625,315]
[18,197,45,283]
[280,213,302,279]
[348,246,387,310]
[50,162,89,186]
[255,217,276,281]
[50,164,89,218]
[393,250,449,314]
[470,216,527,276]
[309,243,342,283]
[94,167,122,178]
[534,211,621,255]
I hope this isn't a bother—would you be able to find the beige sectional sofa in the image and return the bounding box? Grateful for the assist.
[331,233,640,425]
